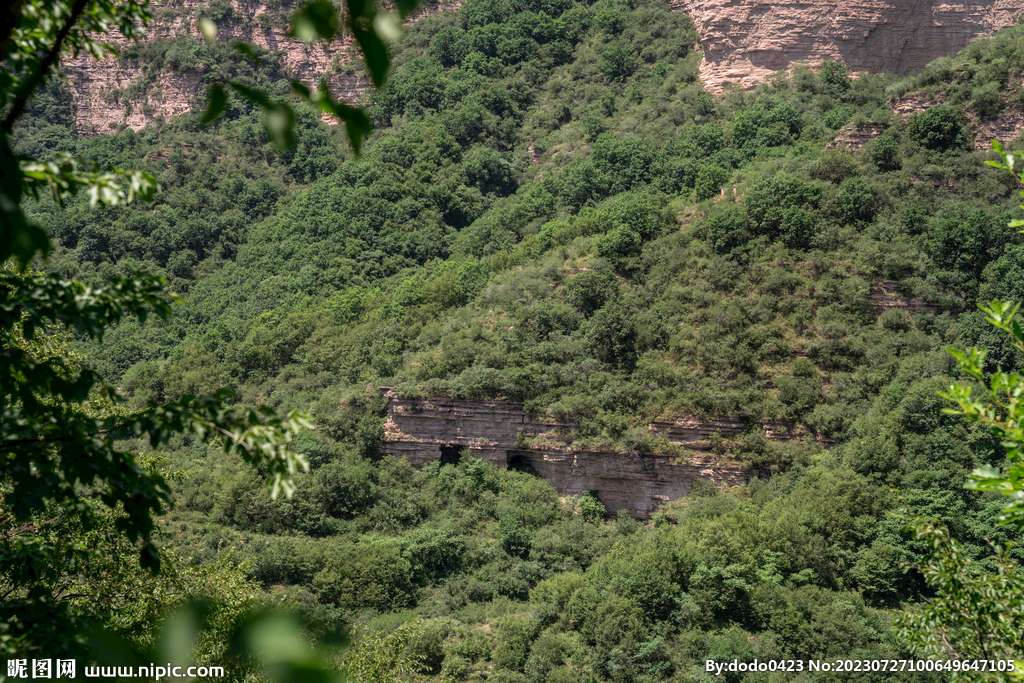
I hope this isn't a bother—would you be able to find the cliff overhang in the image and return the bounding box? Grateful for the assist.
[378,389,818,518]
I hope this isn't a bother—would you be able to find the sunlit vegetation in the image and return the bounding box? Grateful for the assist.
[14,0,1024,677]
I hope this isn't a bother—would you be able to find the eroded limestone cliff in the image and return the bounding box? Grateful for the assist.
[673,0,1022,91]
[66,0,1024,131]
[64,0,1024,131]
[64,0,457,134]
[378,390,815,518]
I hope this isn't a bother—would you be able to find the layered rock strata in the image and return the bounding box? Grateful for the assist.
[826,123,886,151]
[64,0,457,134]
[672,0,1022,92]
[827,105,1024,152]
[379,390,810,518]
[976,109,1024,149]
[869,280,947,314]
[893,95,1024,150]
[67,0,1023,131]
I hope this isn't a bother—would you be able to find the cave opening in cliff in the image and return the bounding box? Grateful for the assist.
[440,445,462,466]
[507,452,539,476]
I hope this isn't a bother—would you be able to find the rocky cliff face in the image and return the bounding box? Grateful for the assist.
[64,0,457,134]
[826,123,886,151]
[64,0,1024,131]
[673,0,1022,91]
[826,94,1024,152]
[379,390,815,518]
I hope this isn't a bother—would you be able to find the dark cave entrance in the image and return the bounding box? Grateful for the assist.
[507,451,539,476]
[440,445,462,466]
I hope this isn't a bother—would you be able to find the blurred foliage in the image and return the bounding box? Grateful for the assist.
[895,515,1024,681]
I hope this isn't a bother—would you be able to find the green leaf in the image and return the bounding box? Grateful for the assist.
[198,17,217,42]
[289,79,312,99]
[158,606,201,666]
[322,97,373,154]
[264,102,297,150]
[0,210,50,267]
[86,628,146,667]
[947,348,969,365]
[352,25,390,87]
[128,170,159,202]
[234,40,260,62]
[973,464,1003,480]
[372,12,402,42]
[0,135,50,266]
[344,0,391,87]
[290,0,339,42]
[229,82,272,109]
[201,84,227,126]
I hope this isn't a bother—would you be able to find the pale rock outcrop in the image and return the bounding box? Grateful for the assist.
[65,0,1024,132]
[826,122,886,151]
[974,107,1024,148]
[64,0,458,134]
[869,280,946,314]
[892,92,1024,150]
[673,1,1022,92]
[891,93,943,117]
[378,390,815,518]
[827,96,1024,151]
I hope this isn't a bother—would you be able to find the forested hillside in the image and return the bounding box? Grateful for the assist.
[12,0,1024,679]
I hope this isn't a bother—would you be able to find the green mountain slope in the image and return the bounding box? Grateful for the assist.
[15,0,1024,678]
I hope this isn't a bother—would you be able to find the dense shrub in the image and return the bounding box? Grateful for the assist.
[908,105,967,151]
[563,269,618,316]
[703,205,749,253]
[820,59,851,93]
[870,133,902,171]
[812,150,858,184]
[311,544,414,611]
[832,177,878,225]
[745,175,820,247]
[694,164,729,201]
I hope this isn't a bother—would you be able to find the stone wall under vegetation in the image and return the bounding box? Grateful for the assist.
[378,389,820,517]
